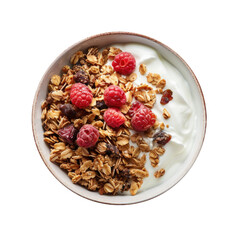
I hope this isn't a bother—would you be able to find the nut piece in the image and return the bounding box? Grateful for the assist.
[139,64,147,75]
[154,168,165,178]
[163,108,171,119]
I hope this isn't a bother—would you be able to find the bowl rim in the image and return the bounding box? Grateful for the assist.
[32,31,207,205]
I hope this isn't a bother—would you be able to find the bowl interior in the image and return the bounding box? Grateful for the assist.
[32,32,206,204]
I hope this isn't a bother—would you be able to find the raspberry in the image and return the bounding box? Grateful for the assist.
[58,124,78,145]
[128,101,145,117]
[70,83,93,109]
[104,108,126,128]
[76,125,99,148]
[112,52,136,75]
[131,107,156,132]
[104,85,126,107]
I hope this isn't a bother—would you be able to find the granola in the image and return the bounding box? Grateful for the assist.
[41,45,173,196]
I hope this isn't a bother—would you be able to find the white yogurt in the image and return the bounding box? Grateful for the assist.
[111,43,197,193]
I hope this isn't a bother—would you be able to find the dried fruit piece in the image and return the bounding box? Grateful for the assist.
[59,104,76,119]
[58,124,78,145]
[112,52,136,75]
[70,83,93,109]
[131,107,156,132]
[106,144,120,157]
[76,124,99,148]
[160,89,173,105]
[73,69,89,85]
[96,100,108,110]
[104,108,126,128]
[118,169,130,181]
[104,85,126,107]
[153,131,171,146]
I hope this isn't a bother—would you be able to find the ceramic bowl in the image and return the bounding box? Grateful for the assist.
[32,32,207,205]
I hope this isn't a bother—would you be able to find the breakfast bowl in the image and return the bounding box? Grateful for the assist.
[32,32,207,205]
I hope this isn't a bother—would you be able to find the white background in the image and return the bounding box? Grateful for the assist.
[1,0,239,239]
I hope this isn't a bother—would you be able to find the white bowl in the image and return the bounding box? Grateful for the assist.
[32,32,207,205]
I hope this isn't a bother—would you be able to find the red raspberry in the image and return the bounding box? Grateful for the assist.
[76,125,99,148]
[131,107,156,132]
[112,52,136,75]
[104,85,126,107]
[58,124,78,145]
[70,83,93,109]
[128,101,145,117]
[104,108,126,128]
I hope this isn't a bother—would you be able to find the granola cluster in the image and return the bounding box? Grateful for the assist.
[41,46,172,195]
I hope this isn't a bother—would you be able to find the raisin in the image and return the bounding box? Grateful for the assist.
[106,144,120,157]
[73,69,89,85]
[59,104,76,119]
[96,100,108,110]
[160,89,173,105]
[58,124,78,145]
[153,131,171,146]
[118,169,131,192]
[121,182,131,192]
[118,169,130,181]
